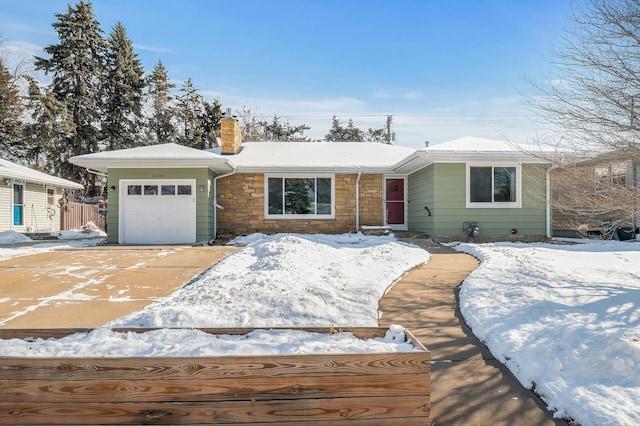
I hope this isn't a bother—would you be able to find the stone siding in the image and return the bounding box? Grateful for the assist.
[217,173,384,235]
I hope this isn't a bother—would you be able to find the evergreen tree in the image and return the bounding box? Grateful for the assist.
[200,98,223,148]
[34,0,107,187]
[103,22,145,151]
[175,78,204,148]
[0,56,23,160]
[324,115,390,143]
[146,60,175,144]
[260,115,310,141]
[324,116,364,141]
[22,76,75,173]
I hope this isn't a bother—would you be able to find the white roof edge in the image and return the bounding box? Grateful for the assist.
[0,164,83,189]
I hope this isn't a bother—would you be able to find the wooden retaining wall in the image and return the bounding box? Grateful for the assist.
[0,327,430,425]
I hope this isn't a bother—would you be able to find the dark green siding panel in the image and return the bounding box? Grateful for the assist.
[409,163,549,237]
[106,168,215,243]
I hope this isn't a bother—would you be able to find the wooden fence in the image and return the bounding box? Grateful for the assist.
[0,327,430,425]
[61,201,106,232]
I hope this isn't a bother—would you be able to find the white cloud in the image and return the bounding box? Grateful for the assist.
[133,44,174,54]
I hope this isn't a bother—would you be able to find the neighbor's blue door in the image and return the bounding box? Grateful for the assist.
[13,183,23,226]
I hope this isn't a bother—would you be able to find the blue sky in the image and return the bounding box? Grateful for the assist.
[1,0,575,148]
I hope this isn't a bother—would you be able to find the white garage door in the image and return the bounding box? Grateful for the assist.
[120,179,197,244]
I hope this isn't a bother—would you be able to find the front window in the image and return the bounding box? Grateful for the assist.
[266,176,334,218]
[468,165,520,208]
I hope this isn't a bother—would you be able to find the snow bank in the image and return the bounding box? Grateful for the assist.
[57,221,106,240]
[0,230,32,244]
[456,241,640,426]
[110,233,429,328]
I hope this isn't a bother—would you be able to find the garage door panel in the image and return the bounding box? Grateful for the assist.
[121,179,197,244]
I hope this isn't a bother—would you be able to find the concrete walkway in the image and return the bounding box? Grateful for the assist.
[380,238,567,426]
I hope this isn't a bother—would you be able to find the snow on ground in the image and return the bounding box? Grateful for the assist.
[0,230,32,244]
[110,233,429,328]
[0,324,416,357]
[0,232,428,356]
[0,228,105,261]
[57,221,106,240]
[455,240,640,426]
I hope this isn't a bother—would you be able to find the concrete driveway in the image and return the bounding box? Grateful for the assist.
[0,246,238,328]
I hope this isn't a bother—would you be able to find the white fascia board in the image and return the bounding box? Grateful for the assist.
[70,159,234,173]
[233,165,396,174]
[0,170,84,189]
[391,151,432,174]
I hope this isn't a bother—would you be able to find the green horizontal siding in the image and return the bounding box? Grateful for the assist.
[408,165,435,234]
[106,168,215,243]
[409,163,549,237]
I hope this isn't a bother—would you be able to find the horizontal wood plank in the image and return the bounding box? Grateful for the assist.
[0,327,391,340]
[0,395,431,424]
[0,373,429,403]
[0,352,429,381]
[0,327,430,424]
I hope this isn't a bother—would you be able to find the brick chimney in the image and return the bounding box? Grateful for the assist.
[220,108,242,155]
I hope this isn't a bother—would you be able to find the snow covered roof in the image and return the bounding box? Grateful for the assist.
[429,136,524,152]
[70,143,233,173]
[426,136,550,163]
[229,142,428,173]
[68,137,549,175]
[0,158,83,189]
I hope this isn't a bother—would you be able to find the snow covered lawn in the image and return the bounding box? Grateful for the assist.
[456,241,640,426]
[109,233,429,328]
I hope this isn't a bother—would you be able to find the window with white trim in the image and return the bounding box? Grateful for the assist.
[467,164,521,208]
[265,175,334,218]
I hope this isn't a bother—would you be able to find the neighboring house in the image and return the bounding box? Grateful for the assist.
[551,153,638,238]
[0,158,84,234]
[69,117,551,244]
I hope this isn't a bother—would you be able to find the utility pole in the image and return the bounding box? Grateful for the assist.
[386,115,393,144]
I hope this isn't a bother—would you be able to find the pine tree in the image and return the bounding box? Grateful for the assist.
[22,76,75,174]
[260,115,310,141]
[175,78,204,148]
[324,116,364,141]
[103,22,145,151]
[324,115,389,143]
[34,0,107,187]
[146,60,175,144]
[0,57,23,160]
[200,98,222,148]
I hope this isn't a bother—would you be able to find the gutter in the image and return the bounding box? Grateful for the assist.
[212,165,237,242]
[355,169,362,232]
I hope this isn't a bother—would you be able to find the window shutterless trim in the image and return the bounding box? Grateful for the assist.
[466,162,522,208]
[264,174,336,219]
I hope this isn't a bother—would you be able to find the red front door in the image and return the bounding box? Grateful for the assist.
[385,178,405,225]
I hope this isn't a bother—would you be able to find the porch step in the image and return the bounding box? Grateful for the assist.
[23,232,59,241]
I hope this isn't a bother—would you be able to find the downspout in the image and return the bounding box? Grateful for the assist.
[355,169,362,232]
[546,166,552,239]
[212,166,237,243]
